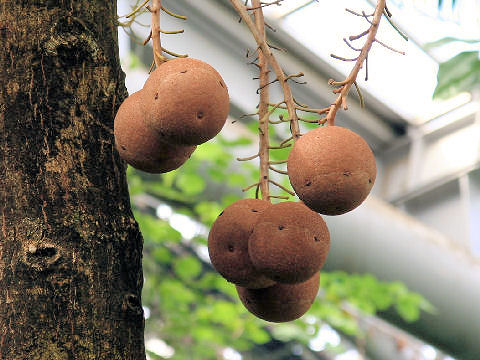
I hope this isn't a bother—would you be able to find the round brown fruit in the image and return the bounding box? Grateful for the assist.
[236,272,320,322]
[114,90,196,173]
[143,58,229,145]
[208,199,275,289]
[287,126,376,215]
[248,201,330,284]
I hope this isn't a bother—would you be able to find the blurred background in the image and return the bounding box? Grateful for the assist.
[116,1,480,359]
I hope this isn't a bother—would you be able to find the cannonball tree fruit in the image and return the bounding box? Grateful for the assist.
[114,90,196,173]
[287,125,377,215]
[142,57,229,145]
[236,271,320,323]
[248,201,330,284]
[208,199,275,289]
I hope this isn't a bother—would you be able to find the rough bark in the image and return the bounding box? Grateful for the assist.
[0,1,145,359]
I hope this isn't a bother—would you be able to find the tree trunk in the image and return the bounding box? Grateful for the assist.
[0,1,145,359]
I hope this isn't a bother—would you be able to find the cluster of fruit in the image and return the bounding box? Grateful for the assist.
[208,199,330,322]
[114,58,229,173]
[208,126,376,322]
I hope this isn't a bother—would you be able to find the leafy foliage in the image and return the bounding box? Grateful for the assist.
[128,124,435,359]
[434,51,480,99]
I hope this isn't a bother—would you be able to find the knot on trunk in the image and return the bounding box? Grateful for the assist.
[122,293,143,316]
[43,33,103,66]
[23,243,61,272]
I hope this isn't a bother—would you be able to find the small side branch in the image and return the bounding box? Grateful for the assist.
[268,180,295,196]
[237,153,259,161]
[124,0,150,18]
[161,6,187,20]
[325,0,387,126]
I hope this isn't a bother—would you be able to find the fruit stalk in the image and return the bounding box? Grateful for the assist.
[253,0,271,202]
[151,0,166,66]
[325,0,386,126]
[229,0,301,141]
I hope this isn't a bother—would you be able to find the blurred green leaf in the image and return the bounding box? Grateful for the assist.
[135,212,182,244]
[396,296,421,322]
[176,172,206,196]
[174,256,203,281]
[434,51,480,99]
[152,247,173,264]
[227,173,248,187]
[158,279,197,311]
[218,136,253,147]
[425,36,480,50]
[194,201,223,227]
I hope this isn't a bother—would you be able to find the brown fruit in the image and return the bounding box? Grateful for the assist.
[287,126,376,215]
[236,272,320,322]
[248,201,330,284]
[114,90,196,173]
[208,199,275,289]
[143,58,229,145]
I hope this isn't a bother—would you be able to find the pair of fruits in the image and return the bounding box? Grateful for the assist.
[114,58,229,173]
[208,199,330,322]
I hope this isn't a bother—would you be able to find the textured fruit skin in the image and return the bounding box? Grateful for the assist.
[114,90,196,173]
[208,199,275,289]
[248,201,330,284]
[287,126,377,215]
[236,272,320,322]
[143,58,229,145]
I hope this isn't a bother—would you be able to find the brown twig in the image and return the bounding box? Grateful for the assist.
[237,153,259,161]
[247,0,284,10]
[229,0,301,141]
[125,0,150,18]
[268,180,295,196]
[151,0,167,67]
[161,6,187,20]
[325,0,386,126]
[253,0,271,202]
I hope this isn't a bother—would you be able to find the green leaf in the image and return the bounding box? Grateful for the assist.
[134,212,182,244]
[395,296,421,322]
[244,321,270,344]
[194,201,223,227]
[158,279,198,311]
[221,194,242,207]
[227,173,248,187]
[210,301,239,324]
[173,256,203,281]
[194,141,232,165]
[425,37,480,50]
[152,247,173,264]
[218,136,253,147]
[176,172,206,196]
[191,325,219,343]
[434,51,480,99]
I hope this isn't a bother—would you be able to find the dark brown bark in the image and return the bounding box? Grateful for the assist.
[0,1,145,359]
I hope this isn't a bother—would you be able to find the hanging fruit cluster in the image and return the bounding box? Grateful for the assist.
[114,57,229,173]
[114,2,229,174]
[206,0,399,323]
